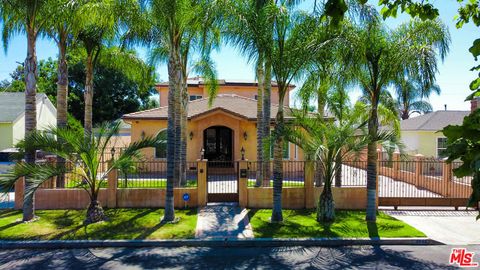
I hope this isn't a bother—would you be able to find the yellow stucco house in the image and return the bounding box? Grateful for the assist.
[122,78,305,162]
[0,92,56,152]
[400,110,470,158]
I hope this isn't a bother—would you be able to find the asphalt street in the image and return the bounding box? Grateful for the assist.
[1,245,479,269]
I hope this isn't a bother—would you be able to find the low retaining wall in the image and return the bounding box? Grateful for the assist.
[116,188,198,208]
[313,187,367,210]
[246,186,367,210]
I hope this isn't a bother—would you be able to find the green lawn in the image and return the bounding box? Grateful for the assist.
[65,179,197,189]
[0,208,197,240]
[247,179,304,188]
[248,209,425,238]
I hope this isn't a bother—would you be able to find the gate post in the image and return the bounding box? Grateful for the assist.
[238,160,248,208]
[14,177,25,210]
[392,151,400,180]
[442,158,452,197]
[415,154,424,186]
[197,159,207,206]
[304,161,315,209]
[107,163,118,208]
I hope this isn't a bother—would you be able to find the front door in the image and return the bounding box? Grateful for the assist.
[203,126,233,162]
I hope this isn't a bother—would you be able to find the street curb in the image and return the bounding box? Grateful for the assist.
[0,237,441,249]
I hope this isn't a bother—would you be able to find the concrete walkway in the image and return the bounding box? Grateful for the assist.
[385,210,480,245]
[195,203,254,239]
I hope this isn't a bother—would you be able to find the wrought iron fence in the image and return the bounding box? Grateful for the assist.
[246,161,305,187]
[117,161,197,188]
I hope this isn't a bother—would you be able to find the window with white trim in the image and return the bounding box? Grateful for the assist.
[437,137,447,158]
[155,130,167,159]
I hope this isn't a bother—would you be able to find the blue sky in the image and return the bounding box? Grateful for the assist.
[0,1,477,111]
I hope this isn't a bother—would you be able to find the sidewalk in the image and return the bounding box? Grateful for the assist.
[384,210,480,245]
[195,203,254,239]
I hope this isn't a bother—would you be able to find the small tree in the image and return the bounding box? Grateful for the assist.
[287,103,401,222]
[442,110,480,220]
[0,121,162,224]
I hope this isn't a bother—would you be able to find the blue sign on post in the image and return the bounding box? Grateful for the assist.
[182,193,190,209]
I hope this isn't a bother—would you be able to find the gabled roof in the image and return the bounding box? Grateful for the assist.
[123,94,299,121]
[400,110,470,131]
[155,77,295,88]
[0,92,56,123]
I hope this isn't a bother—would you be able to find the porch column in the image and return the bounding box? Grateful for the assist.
[197,159,208,206]
[238,160,248,208]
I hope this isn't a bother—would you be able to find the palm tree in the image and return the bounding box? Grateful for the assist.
[394,78,440,120]
[224,0,275,186]
[351,17,450,221]
[1,0,51,221]
[269,6,325,222]
[0,121,162,224]
[76,0,138,136]
[43,0,84,188]
[127,0,220,222]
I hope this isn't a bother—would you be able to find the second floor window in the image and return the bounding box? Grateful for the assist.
[189,95,203,101]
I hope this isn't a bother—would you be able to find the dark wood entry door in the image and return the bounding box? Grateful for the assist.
[203,126,233,162]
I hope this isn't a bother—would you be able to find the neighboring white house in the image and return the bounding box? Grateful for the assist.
[0,92,56,151]
[400,110,470,158]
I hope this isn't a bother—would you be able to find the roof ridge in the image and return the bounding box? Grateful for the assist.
[123,105,166,117]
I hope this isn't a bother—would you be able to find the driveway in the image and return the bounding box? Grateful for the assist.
[385,210,480,245]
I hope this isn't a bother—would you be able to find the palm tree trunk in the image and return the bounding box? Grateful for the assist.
[164,49,182,222]
[262,56,272,186]
[315,92,326,186]
[255,55,264,187]
[271,96,285,223]
[85,199,106,224]
[401,109,409,120]
[317,183,335,222]
[23,27,38,222]
[179,79,188,187]
[84,52,94,137]
[334,154,342,187]
[56,33,68,188]
[366,104,379,222]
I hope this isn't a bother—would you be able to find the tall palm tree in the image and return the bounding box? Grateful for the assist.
[224,0,275,186]
[351,17,450,221]
[128,0,220,222]
[0,121,162,224]
[77,0,137,136]
[394,78,440,120]
[1,0,51,221]
[269,6,324,222]
[44,0,84,187]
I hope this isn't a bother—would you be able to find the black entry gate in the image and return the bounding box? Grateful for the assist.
[207,161,238,202]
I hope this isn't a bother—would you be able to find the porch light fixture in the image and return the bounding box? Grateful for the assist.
[241,147,245,160]
[141,131,146,139]
[201,148,205,160]
[110,147,116,160]
[189,131,193,140]
[243,131,248,141]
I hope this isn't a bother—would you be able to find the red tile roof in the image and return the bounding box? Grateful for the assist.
[122,94,296,121]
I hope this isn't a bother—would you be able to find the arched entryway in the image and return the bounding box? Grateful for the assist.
[203,125,233,162]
